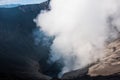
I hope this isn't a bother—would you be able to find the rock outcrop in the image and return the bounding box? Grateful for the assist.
[88,39,120,76]
[62,39,120,80]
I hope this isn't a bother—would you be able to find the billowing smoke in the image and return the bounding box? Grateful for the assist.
[35,0,120,75]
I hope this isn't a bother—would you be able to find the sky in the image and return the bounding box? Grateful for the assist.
[0,0,47,5]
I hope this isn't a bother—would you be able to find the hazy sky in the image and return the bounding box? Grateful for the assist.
[0,0,47,5]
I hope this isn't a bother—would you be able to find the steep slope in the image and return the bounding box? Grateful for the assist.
[0,1,52,80]
[88,39,120,76]
[62,39,120,80]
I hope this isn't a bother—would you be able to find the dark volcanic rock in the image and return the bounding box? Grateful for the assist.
[0,1,52,80]
[62,67,88,79]
[62,69,120,80]
[69,74,120,80]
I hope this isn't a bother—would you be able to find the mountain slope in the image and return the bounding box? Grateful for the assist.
[88,39,120,76]
[0,1,52,80]
[62,39,120,80]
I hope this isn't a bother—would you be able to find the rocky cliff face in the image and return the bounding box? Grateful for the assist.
[62,39,120,80]
[88,39,120,76]
[0,1,52,80]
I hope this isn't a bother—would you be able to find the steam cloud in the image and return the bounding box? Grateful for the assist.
[35,0,120,75]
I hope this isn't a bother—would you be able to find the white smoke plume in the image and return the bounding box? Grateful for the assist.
[35,0,120,75]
